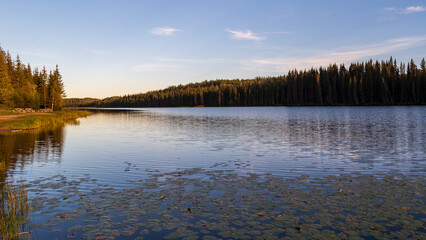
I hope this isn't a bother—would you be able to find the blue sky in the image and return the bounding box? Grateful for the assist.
[1,0,425,98]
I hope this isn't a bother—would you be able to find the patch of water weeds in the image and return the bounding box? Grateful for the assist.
[24,168,425,239]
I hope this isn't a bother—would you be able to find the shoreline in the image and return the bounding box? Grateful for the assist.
[0,109,91,132]
[0,129,22,133]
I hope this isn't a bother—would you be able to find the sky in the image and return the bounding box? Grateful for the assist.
[0,0,425,99]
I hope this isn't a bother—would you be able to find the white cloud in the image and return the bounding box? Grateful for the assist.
[244,36,426,72]
[384,6,425,14]
[132,57,235,73]
[404,6,426,14]
[155,57,200,63]
[21,49,56,59]
[131,63,183,72]
[383,7,396,11]
[155,57,230,64]
[265,31,292,35]
[150,27,180,36]
[227,29,265,40]
[85,49,109,55]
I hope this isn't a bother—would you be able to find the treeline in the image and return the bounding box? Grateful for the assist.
[64,97,99,107]
[0,47,65,110]
[69,57,426,107]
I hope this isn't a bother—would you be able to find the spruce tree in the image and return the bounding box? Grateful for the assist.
[47,65,66,110]
[0,48,13,105]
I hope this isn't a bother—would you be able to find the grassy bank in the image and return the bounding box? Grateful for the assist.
[0,110,91,131]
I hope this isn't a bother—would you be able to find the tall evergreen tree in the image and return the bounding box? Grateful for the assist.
[47,65,66,110]
[0,47,65,109]
[40,67,48,108]
[0,47,13,105]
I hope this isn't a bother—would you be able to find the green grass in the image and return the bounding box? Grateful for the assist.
[0,111,91,130]
[0,107,17,116]
[0,162,5,171]
[0,182,30,239]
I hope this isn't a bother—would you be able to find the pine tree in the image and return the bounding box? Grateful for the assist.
[41,67,48,108]
[0,47,13,105]
[33,67,49,108]
[47,65,66,110]
[22,63,40,109]
[12,55,23,89]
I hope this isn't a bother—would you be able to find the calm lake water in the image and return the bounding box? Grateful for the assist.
[2,106,425,186]
[1,106,425,239]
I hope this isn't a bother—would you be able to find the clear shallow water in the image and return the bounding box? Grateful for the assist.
[1,106,425,187]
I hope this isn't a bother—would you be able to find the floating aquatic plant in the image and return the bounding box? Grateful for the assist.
[19,168,426,239]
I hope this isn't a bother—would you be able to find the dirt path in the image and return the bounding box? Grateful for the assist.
[0,112,55,120]
[0,115,20,120]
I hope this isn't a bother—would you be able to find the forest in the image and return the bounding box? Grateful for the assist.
[0,47,65,110]
[67,57,425,108]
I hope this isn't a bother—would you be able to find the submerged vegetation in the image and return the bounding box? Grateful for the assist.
[67,57,426,108]
[0,110,90,131]
[0,182,30,239]
[23,166,425,239]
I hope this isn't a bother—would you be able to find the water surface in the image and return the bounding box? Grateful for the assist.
[1,106,425,187]
[1,106,425,239]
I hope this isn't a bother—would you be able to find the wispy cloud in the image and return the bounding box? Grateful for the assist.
[131,63,183,72]
[383,7,396,11]
[384,6,426,14]
[131,57,240,73]
[132,57,235,73]
[404,6,426,14]
[85,49,109,55]
[21,49,56,59]
[155,57,201,63]
[150,27,180,36]
[265,31,292,35]
[243,36,426,72]
[155,57,230,64]
[227,29,265,40]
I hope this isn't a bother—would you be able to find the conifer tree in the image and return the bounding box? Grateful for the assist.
[0,48,13,105]
[47,65,66,110]
[0,47,66,109]
[40,67,48,108]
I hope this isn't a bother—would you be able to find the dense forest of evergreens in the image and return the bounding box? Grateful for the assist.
[67,57,425,108]
[0,47,65,110]
[64,97,100,107]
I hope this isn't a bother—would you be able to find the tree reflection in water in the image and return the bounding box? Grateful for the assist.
[0,119,79,184]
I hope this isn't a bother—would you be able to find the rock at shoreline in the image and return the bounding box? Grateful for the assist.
[12,108,53,113]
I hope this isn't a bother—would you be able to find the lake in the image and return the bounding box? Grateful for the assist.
[1,106,425,239]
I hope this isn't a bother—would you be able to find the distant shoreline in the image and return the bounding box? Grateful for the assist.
[64,58,426,108]
[65,104,426,109]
